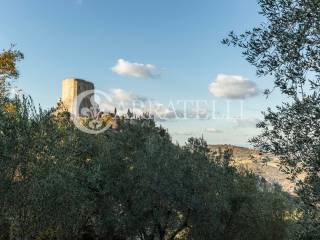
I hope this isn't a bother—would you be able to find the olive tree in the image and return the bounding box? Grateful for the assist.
[0,46,23,100]
[0,46,293,239]
[223,0,320,238]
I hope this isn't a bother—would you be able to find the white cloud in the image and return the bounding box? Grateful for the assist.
[97,89,220,121]
[111,89,147,102]
[232,118,260,128]
[206,128,222,133]
[209,74,258,99]
[98,89,174,120]
[111,59,160,79]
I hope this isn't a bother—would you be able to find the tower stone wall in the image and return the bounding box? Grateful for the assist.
[61,78,95,114]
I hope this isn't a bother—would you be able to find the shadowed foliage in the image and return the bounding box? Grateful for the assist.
[224,0,320,238]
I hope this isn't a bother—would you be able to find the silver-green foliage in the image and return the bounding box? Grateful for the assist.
[0,97,293,239]
[223,0,320,238]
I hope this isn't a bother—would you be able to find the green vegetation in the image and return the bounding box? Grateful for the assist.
[0,48,295,239]
[5,0,320,236]
[0,45,23,102]
[223,0,320,238]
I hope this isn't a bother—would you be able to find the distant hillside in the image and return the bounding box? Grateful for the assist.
[208,145,295,194]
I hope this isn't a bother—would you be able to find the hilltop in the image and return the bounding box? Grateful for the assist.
[208,144,295,194]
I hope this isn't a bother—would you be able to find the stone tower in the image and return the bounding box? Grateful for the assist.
[61,78,95,114]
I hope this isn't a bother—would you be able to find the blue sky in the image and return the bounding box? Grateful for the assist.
[0,0,283,146]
